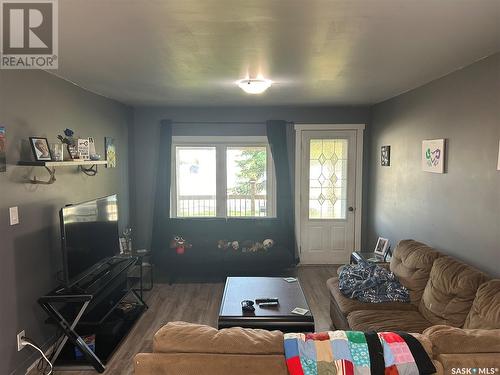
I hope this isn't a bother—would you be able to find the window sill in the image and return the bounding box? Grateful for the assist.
[170,216,278,220]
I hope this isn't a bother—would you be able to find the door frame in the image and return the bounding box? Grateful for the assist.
[294,124,365,262]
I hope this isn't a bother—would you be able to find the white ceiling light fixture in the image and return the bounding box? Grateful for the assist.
[236,76,272,94]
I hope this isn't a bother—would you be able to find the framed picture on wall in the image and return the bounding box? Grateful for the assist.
[381,145,391,166]
[29,137,52,161]
[422,139,445,173]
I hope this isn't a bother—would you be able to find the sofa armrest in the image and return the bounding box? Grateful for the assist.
[435,354,500,372]
[423,325,500,355]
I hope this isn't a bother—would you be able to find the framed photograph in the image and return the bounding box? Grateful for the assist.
[422,139,445,173]
[374,237,389,256]
[0,126,6,172]
[381,145,391,166]
[105,137,116,168]
[29,137,52,161]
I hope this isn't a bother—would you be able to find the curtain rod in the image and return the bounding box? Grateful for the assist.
[169,121,294,125]
[172,121,263,125]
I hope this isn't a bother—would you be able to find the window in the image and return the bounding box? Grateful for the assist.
[171,137,276,218]
[309,138,348,219]
[175,146,217,217]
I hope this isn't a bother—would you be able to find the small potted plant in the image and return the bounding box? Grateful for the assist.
[57,128,78,160]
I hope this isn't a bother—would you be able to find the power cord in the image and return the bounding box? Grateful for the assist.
[20,336,53,375]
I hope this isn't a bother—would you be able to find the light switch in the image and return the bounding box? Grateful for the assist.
[9,206,19,225]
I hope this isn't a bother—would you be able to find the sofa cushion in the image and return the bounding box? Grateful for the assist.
[463,279,500,329]
[418,256,489,327]
[326,277,416,314]
[423,325,500,355]
[153,321,284,355]
[390,240,441,304]
[347,310,433,333]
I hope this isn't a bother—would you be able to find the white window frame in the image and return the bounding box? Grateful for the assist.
[171,136,277,219]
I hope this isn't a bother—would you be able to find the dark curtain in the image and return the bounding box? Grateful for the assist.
[266,120,296,258]
[151,120,173,262]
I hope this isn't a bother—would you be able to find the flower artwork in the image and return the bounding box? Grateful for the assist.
[422,139,445,173]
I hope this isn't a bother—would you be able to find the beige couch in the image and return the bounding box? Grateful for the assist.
[327,240,498,332]
[133,321,433,374]
[134,322,500,374]
[327,239,500,372]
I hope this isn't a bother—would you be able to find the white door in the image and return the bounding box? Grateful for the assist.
[299,130,357,264]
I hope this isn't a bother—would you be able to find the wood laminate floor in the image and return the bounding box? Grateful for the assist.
[45,265,338,375]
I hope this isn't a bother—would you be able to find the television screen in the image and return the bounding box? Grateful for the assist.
[60,194,120,286]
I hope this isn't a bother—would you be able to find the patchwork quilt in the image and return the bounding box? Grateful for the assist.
[284,330,436,375]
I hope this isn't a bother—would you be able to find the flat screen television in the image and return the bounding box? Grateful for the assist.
[60,194,120,286]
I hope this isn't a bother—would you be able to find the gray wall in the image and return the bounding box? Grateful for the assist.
[0,70,132,374]
[130,106,370,251]
[366,53,500,276]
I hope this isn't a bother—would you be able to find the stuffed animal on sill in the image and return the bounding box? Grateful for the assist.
[231,241,239,251]
[217,240,231,250]
[250,242,264,252]
[263,239,274,250]
[170,235,192,255]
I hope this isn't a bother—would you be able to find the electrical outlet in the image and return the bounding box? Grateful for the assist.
[17,330,25,351]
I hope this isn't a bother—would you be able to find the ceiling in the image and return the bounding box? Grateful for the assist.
[56,0,500,106]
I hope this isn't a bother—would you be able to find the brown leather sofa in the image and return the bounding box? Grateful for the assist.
[134,322,500,374]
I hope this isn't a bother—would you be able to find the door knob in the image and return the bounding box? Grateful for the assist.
[348,206,354,212]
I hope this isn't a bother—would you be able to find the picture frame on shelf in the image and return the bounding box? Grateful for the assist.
[29,137,52,161]
[374,237,389,256]
[77,138,90,160]
[66,144,79,160]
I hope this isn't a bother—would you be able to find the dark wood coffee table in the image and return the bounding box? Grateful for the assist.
[218,277,315,332]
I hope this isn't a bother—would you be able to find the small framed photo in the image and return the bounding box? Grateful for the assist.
[29,137,52,161]
[381,145,391,166]
[374,237,389,256]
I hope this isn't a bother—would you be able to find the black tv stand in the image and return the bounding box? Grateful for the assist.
[39,256,147,373]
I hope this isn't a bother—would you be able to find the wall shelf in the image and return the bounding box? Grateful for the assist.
[17,160,108,184]
[18,160,108,167]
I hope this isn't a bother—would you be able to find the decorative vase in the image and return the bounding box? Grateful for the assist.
[50,143,64,161]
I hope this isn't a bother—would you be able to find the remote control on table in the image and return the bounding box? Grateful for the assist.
[258,301,279,307]
[255,298,279,304]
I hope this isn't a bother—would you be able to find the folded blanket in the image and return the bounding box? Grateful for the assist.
[338,260,410,303]
[283,330,436,375]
